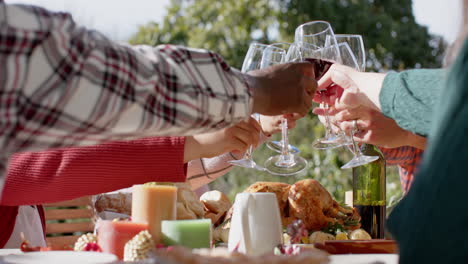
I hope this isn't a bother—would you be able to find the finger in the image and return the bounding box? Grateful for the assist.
[312,106,340,116]
[284,112,305,120]
[287,120,296,129]
[338,120,368,134]
[335,107,370,122]
[247,116,262,134]
[330,69,358,93]
[236,119,261,136]
[353,129,368,141]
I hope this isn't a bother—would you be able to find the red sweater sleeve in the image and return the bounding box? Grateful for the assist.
[1,137,186,206]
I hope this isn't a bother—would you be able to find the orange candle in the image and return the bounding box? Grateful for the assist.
[131,184,177,243]
[97,220,148,260]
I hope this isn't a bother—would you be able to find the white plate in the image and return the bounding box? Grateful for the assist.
[1,251,118,264]
[329,254,399,264]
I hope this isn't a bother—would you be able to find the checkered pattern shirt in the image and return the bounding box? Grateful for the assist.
[0,3,253,192]
[380,146,423,193]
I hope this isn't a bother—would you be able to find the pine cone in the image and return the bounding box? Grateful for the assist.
[74,233,98,251]
[124,230,155,261]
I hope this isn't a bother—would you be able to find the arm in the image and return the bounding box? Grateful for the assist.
[0,4,316,193]
[1,137,187,206]
[317,64,445,136]
[1,116,266,206]
[380,69,446,136]
[186,114,302,190]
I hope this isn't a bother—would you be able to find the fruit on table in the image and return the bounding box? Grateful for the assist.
[335,232,348,240]
[349,229,372,240]
[309,231,336,243]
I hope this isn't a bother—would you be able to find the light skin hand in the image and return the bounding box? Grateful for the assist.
[247,62,316,117]
[259,113,304,137]
[314,64,386,112]
[320,105,426,149]
[183,117,262,162]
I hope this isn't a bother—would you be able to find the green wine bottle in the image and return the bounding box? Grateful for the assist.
[352,144,386,239]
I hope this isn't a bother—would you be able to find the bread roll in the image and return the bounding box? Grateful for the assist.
[177,203,197,220]
[175,183,205,219]
[200,191,232,215]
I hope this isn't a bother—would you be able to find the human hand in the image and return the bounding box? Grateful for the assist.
[313,64,386,112]
[325,105,420,148]
[248,62,316,117]
[184,117,262,162]
[259,113,304,137]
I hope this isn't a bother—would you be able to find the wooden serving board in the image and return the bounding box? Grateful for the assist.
[313,239,398,254]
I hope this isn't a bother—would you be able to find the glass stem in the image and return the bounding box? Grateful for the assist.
[323,103,334,137]
[277,118,294,166]
[350,127,362,158]
[281,118,289,156]
[244,113,260,160]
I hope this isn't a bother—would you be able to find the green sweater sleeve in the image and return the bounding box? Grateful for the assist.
[387,39,468,264]
[380,68,446,136]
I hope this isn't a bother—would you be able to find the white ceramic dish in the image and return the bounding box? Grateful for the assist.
[329,253,399,264]
[0,251,117,264]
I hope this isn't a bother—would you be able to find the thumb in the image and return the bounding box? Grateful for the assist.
[331,69,356,91]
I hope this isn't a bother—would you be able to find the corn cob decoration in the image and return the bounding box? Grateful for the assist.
[74,233,98,251]
[124,230,155,261]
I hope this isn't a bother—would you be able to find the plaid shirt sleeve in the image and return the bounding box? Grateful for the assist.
[0,3,252,192]
[379,146,424,193]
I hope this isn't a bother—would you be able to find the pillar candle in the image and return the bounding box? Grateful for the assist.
[131,184,177,243]
[161,219,212,248]
[97,220,148,260]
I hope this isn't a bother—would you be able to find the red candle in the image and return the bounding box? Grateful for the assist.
[97,220,148,260]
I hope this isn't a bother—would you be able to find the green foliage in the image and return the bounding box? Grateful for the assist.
[277,0,447,70]
[128,0,434,204]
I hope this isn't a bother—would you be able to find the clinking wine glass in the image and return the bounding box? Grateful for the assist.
[326,41,379,169]
[262,43,300,156]
[294,21,348,148]
[227,43,269,171]
[287,42,347,149]
[260,44,308,176]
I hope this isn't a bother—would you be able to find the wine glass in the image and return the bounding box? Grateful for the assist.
[328,42,379,169]
[227,43,269,171]
[262,43,300,156]
[294,21,347,148]
[330,34,366,71]
[261,44,308,176]
[287,42,347,149]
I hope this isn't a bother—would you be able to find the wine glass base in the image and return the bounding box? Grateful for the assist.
[341,155,380,169]
[312,139,343,150]
[264,155,308,176]
[228,159,265,171]
[266,141,300,154]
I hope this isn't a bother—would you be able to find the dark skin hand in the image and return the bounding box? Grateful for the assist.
[248,62,317,117]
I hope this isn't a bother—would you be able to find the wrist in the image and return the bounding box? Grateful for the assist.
[183,136,203,163]
[405,132,427,150]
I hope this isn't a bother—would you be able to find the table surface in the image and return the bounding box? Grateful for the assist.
[0,249,398,264]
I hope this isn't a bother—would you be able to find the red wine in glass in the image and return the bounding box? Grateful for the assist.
[304,58,334,81]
